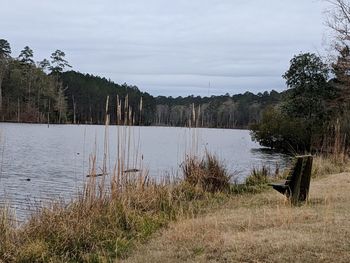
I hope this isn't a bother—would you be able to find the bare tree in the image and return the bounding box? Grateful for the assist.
[326,1,350,97]
[326,1,350,148]
[326,0,350,50]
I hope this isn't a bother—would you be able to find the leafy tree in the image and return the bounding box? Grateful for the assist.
[252,53,336,152]
[282,53,332,122]
[251,107,310,152]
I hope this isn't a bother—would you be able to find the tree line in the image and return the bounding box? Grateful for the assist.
[0,40,283,128]
[61,70,282,127]
[153,90,281,128]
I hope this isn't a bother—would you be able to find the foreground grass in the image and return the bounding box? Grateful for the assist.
[0,184,234,263]
[0,155,349,262]
[0,153,238,263]
[123,172,350,263]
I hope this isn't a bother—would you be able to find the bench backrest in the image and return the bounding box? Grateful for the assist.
[286,155,313,204]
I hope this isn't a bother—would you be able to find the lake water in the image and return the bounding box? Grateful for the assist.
[0,123,289,220]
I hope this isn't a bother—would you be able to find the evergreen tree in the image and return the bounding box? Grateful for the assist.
[18,46,34,65]
[0,39,11,58]
[49,50,71,74]
[38,59,50,72]
[0,39,11,118]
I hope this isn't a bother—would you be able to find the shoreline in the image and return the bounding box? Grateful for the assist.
[0,154,347,262]
[0,121,250,131]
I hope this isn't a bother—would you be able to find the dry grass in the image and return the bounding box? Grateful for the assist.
[312,154,350,178]
[182,153,231,193]
[0,206,16,262]
[3,155,348,262]
[0,166,232,262]
[0,155,277,262]
[122,172,350,263]
[0,180,231,262]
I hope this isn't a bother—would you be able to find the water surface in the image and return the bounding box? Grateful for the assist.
[0,123,289,220]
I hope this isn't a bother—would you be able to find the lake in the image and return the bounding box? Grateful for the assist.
[0,123,289,220]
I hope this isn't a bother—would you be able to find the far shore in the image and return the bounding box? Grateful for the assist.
[0,121,251,131]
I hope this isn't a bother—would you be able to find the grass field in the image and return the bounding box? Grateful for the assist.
[122,172,350,263]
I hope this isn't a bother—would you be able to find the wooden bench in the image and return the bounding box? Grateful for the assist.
[269,155,313,204]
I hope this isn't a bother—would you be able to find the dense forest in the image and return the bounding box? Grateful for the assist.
[0,40,283,128]
[62,71,282,127]
[153,89,281,128]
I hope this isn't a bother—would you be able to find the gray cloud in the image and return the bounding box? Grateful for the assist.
[1,0,329,96]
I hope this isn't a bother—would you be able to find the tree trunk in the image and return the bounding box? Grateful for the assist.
[72,95,76,124]
[0,74,3,121]
[47,99,50,127]
[17,97,20,123]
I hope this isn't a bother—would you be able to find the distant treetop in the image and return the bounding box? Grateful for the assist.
[0,39,11,59]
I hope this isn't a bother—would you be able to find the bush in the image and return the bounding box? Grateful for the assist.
[250,107,312,153]
[182,152,231,193]
[245,166,270,186]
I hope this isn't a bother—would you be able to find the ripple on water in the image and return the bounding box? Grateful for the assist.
[0,123,290,221]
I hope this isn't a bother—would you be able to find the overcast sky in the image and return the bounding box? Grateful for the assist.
[1,0,331,96]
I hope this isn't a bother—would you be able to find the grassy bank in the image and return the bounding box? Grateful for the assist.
[0,155,348,262]
[0,153,237,263]
[123,158,350,263]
